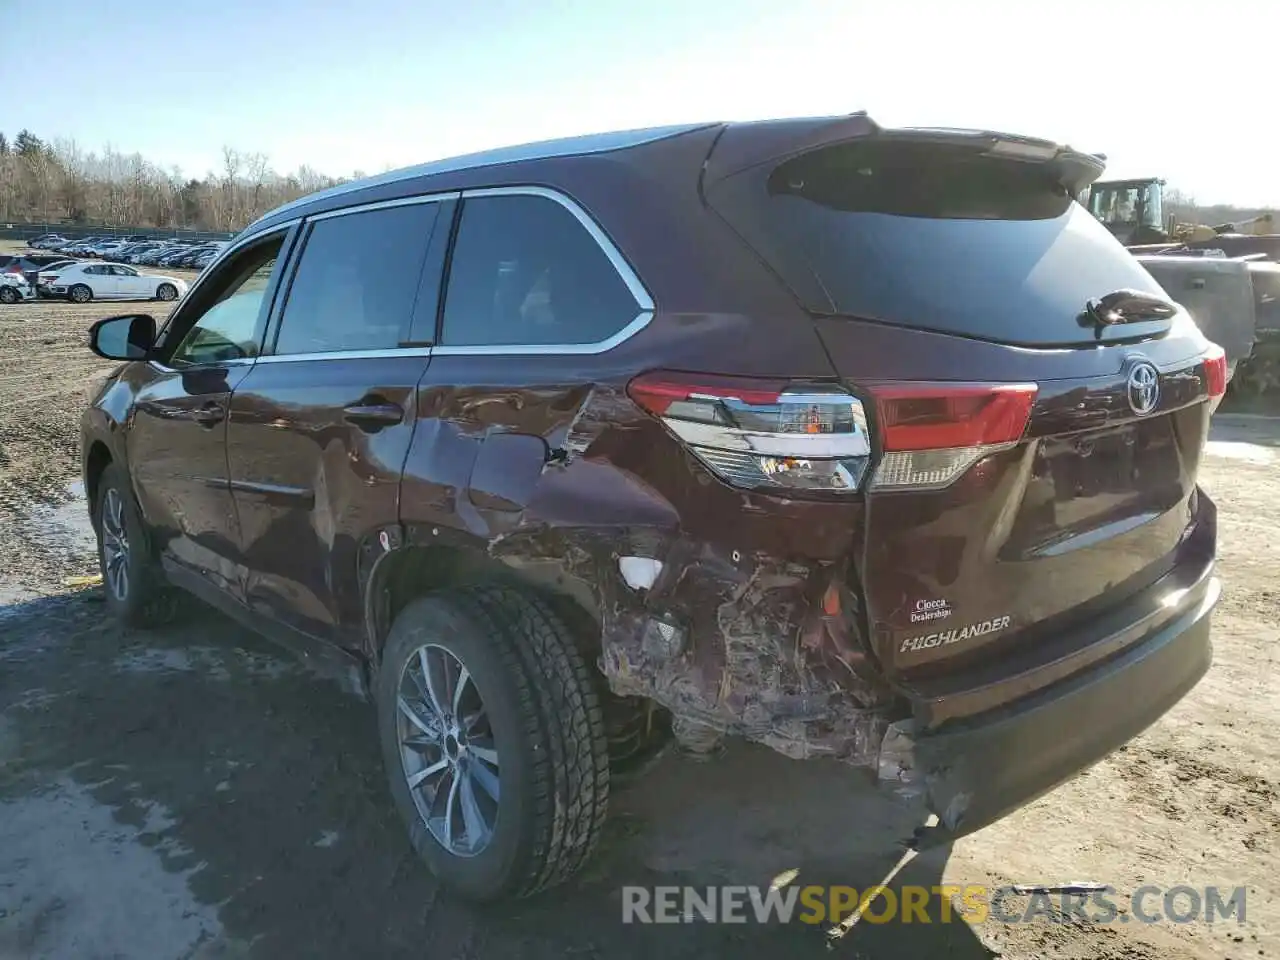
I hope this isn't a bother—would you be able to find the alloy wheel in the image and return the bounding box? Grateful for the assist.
[396,643,501,857]
[101,488,130,601]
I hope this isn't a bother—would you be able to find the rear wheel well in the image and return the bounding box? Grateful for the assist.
[84,441,113,526]
[367,543,668,769]
[369,544,600,663]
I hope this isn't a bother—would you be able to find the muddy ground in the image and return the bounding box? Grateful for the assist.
[0,281,1277,959]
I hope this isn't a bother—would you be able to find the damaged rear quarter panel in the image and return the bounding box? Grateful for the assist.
[398,353,898,769]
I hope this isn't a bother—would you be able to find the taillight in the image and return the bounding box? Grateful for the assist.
[629,372,1037,496]
[628,372,872,493]
[1203,344,1227,399]
[867,382,1037,491]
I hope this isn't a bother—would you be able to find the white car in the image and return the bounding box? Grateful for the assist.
[49,262,188,303]
[0,274,36,304]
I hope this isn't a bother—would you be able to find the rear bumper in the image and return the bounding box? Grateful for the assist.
[886,571,1218,848]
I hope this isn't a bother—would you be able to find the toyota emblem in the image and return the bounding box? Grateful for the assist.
[1126,360,1160,416]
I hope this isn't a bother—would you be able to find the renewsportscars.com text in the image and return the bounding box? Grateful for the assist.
[621,884,1247,926]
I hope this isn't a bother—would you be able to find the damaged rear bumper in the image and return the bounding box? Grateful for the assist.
[885,572,1218,848]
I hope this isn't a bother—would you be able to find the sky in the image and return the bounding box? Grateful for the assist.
[4,0,1276,206]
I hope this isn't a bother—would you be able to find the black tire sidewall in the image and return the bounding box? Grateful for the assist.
[376,594,538,901]
[71,284,91,303]
[95,463,157,627]
[157,284,176,301]
[0,287,17,304]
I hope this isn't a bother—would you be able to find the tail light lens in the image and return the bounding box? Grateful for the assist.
[868,382,1037,491]
[628,372,872,493]
[630,372,1037,496]
[1203,344,1227,399]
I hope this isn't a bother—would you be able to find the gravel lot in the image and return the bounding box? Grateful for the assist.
[0,275,1277,959]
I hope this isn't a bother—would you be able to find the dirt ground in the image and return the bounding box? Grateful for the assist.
[0,270,1277,959]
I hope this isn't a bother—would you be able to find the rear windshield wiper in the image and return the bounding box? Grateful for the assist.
[1079,289,1178,337]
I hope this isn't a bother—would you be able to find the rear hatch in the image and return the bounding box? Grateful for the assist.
[705,126,1224,719]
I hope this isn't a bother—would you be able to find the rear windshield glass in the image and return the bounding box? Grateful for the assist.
[716,139,1171,346]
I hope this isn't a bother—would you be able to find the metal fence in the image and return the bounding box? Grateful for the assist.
[0,221,236,244]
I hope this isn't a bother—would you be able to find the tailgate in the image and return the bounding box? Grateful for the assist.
[704,123,1225,716]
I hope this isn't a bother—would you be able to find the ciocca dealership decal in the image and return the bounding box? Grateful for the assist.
[900,616,1011,653]
[910,598,952,623]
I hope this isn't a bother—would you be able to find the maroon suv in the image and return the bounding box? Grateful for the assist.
[82,113,1226,901]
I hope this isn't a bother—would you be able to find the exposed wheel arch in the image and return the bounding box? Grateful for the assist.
[364,541,601,667]
[364,539,670,777]
[84,440,114,530]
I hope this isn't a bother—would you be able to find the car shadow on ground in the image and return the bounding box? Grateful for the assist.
[0,593,996,959]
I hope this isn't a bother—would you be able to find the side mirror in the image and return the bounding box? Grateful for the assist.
[88,313,157,361]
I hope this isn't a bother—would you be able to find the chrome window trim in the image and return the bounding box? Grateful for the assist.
[306,191,461,221]
[251,184,655,362]
[260,193,456,360]
[171,217,300,313]
[431,311,651,356]
[148,355,257,374]
[148,220,300,374]
[256,347,432,364]
[455,185,654,313]
[427,185,655,355]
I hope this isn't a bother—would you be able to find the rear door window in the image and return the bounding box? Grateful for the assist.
[272,202,440,356]
[709,138,1173,347]
[440,193,640,348]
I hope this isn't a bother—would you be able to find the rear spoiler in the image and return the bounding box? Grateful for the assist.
[703,112,1105,194]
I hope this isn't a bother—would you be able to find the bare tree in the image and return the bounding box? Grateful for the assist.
[0,129,349,231]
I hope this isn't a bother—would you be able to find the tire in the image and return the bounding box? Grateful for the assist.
[0,286,18,305]
[376,585,610,901]
[155,283,177,302]
[94,463,180,628]
[69,284,92,303]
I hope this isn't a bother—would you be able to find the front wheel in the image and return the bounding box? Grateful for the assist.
[0,286,18,305]
[376,585,610,901]
[94,463,179,627]
[155,283,178,302]
[69,284,92,303]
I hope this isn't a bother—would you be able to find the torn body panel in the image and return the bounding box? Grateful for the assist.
[488,528,897,768]
[397,378,902,772]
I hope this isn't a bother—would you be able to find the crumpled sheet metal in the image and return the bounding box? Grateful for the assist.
[492,529,893,768]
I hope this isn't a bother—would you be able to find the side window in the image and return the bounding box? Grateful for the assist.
[272,202,439,356]
[85,264,106,275]
[167,236,284,366]
[440,194,640,347]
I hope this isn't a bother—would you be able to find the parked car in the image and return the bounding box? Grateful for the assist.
[0,254,77,286]
[80,115,1225,903]
[112,242,151,260]
[157,247,202,267]
[0,273,35,304]
[174,246,219,267]
[130,244,167,264]
[28,234,69,249]
[50,262,187,302]
[190,249,218,270]
[60,238,103,256]
[35,259,84,295]
[123,243,167,263]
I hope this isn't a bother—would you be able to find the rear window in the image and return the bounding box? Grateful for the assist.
[712,139,1172,346]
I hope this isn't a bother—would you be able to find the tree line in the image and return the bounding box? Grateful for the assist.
[2,128,1273,236]
[0,129,354,232]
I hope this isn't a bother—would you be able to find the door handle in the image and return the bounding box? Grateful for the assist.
[192,402,225,428]
[343,402,404,428]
